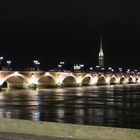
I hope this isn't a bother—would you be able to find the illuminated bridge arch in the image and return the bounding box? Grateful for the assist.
[82,74,93,86]
[62,75,77,87]
[110,76,117,85]
[120,76,126,84]
[128,76,134,84]
[97,75,106,85]
[1,72,29,89]
[135,76,140,83]
[38,73,56,88]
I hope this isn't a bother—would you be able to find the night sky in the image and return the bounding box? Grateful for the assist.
[1,1,140,70]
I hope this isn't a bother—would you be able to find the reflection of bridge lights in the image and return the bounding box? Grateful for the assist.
[0,94,4,100]
[32,112,40,121]
[76,92,83,96]
[5,111,12,118]
[57,109,64,119]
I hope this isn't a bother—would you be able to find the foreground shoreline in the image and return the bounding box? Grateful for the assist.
[0,118,139,140]
[0,132,83,140]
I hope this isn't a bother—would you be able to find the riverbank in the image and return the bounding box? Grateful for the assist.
[0,118,139,140]
[0,132,83,140]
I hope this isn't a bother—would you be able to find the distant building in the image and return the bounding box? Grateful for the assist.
[99,37,104,68]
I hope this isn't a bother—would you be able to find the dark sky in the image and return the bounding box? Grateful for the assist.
[1,1,140,70]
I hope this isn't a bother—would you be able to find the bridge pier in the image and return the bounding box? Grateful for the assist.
[29,84,37,90]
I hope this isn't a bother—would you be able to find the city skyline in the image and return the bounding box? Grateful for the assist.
[1,1,140,69]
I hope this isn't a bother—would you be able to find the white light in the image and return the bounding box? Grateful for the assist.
[80,64,84,67]
[0,57,3,60]
[74,64,81,70]
[119,68,122,72]
[14,71,19,74]
[33,60,40,65]
[90,67,93,70]
[58,65,62,68]
[60,62,65,65]
[7,61,11,64]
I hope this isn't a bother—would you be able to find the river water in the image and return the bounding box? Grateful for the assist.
[0,84,140,129]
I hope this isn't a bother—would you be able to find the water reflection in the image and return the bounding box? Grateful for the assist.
[0,85,140,129]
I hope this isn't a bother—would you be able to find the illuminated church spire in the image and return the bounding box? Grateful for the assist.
[99,37,104,68]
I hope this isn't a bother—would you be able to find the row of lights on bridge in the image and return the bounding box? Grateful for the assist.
[0,57,11,70]
[58,62,93,71]
[0,57,41,71]
[0,57,139,73]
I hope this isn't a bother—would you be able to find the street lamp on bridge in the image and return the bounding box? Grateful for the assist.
[89,67,93,72]
[7,60,11,70]
[0,57,3,70]
[58,61,65,72]
[96,65,100,72]
[119,68,122,72]
[80,64,84,72]
[33,60,40,71]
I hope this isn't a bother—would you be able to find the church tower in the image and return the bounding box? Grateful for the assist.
[99,37,104,68]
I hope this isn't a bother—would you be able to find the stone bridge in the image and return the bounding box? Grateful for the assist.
[0,71,139,90]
